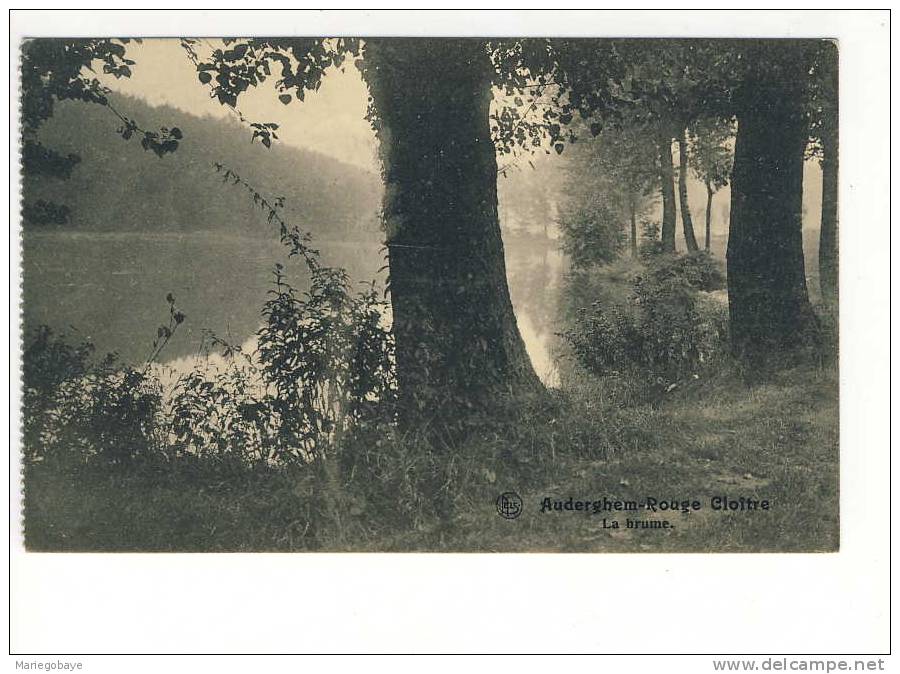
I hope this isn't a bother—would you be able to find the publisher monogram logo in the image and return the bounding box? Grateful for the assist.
[496,491,523,520]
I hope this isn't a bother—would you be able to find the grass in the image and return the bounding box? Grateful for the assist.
[22,256,838,553]
[23,359,838,553]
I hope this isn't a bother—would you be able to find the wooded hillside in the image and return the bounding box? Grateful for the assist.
[24,93,383,239]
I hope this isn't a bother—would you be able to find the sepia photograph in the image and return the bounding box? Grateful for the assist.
[19,34,841,553]
[8,7,891,659]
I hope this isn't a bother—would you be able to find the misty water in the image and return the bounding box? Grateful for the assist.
[23,229,565,389]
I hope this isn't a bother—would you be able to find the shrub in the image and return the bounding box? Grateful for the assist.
[23,326,164,464]
[638,220,666,259]
[644,249,725,292]
[168,263,396,466]
[562,252,729,384]
[23,166,399,480]
[559,201,625,268]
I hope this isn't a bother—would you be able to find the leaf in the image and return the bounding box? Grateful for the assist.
[278,94,292,105]
[198,71,212,84]
[554,143,565,155]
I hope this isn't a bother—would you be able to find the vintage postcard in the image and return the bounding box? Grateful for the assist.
[9,7,891,659]
[18,34,841,553]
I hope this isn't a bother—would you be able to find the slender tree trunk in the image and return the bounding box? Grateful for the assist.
[678,130,700,252]
[629,195,638,259]
[727,42,818,365]
[657,129,677,253]
[819,118,839,310]
[364,39,542,426]
[705,181,714,251]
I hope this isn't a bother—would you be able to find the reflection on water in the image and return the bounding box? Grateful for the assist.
[505,237,565,388]
[23,231,384,364]
[148,333,262,405]
[24,230,566,388]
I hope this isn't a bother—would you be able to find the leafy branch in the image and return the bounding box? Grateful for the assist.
[142,293,186,373]
[180,38,281,148]
[211,161,323,274]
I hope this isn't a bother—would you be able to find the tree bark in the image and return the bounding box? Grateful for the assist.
[363,39,543,425]
[705,181,714,251]
[819,114,839,310]
[629,195,638,259]
[727,42,818,365]
[657,129,677,253]
[678,130,700,252]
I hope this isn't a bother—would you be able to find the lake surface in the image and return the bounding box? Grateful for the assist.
[22,230,565,387]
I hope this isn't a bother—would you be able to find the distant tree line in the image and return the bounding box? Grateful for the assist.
[24,92,382,240]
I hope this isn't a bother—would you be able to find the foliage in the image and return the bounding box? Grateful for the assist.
[562,251,728,383]
[644,249,726,292]
[184,36,583,160]
[23,326,165,465]
[550,40,739,148]
[24,166,396,473]
[24,356,839,551]
[486,39,590,158]
[558,200,624,268]
[21,139,81,180]
[555,118,659,266]
[688,116,735,191]
[638,220,666,259]
[180,37,363,149]
[22,199,71,226]
[20,39,185,225]
[21,38,182,163]
[804,40,839,162]
[167,264,396,465]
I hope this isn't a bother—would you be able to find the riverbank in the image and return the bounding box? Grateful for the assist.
[23,358,838,553]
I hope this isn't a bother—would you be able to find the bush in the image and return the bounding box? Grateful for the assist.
[559,201,625,268]
[168,263,396,466]
[24,168,399,472]
[562,252,729,385]
[23,326,164,464]
[638,220,666,259]
[644,249,725,292]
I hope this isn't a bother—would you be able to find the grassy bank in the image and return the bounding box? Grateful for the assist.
[22,250,838,553]
[23,359,838,553]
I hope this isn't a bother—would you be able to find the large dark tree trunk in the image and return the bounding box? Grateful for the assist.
[363,39,542,425]
[819,126,838,309]
[629,195,638,259]
[727,42,818,365]
[704,181,714,251]
[657,129,677,252]
[678,130,700,252]
[817,40,839,312]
